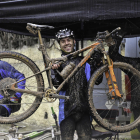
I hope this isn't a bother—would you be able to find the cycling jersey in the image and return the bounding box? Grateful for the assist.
[51,55,102,124]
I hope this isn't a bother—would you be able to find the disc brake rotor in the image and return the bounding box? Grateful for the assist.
[0,77,17,98]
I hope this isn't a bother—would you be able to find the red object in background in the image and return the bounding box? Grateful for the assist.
[125,75,131,101]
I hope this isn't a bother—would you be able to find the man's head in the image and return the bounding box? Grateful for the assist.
[56,28,75,54]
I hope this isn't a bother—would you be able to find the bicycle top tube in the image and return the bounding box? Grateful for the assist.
[50,41,101,63]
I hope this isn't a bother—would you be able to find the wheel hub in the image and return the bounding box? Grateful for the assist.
[0,77,17,98]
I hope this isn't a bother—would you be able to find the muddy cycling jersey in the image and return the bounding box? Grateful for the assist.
[0,61,25,115]
[58,62,91,124]
[51,55,103,124]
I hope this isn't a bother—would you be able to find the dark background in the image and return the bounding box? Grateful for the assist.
[0,0,140,40]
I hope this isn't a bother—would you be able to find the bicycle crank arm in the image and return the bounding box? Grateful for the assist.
[49,93,69,100]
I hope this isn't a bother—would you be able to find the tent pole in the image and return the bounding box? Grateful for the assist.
[81,21,84,56]
[76,41,79,51]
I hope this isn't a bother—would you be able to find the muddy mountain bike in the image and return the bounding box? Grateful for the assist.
[0,23,140,133]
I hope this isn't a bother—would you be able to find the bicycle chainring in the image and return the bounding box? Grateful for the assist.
[44,89,57,102]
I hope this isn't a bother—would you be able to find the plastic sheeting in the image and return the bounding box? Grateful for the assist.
[0,0,140,39]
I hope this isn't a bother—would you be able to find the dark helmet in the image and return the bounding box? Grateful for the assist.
[56,28,74,42]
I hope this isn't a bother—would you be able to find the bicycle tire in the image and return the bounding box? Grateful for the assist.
[0,51,44,124]
[88,62,140,133]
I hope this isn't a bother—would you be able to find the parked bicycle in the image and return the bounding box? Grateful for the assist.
[0,124,60,140]
[0,23,140,133]
[0,107,61,140]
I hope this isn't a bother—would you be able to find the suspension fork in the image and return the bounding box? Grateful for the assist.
[102,53,122,98]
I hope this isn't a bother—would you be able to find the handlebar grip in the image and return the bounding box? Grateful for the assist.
[106,27,121,38]
[110,27,121,34]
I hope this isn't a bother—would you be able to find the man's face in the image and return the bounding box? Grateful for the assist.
[60,37,75,53]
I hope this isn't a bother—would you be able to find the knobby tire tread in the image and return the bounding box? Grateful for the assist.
[88,62,140,133]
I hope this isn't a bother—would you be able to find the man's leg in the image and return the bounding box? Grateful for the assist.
[60,116,75,140]
[76,113,91,140]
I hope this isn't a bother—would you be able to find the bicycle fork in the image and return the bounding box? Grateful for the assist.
[103,53,122,99]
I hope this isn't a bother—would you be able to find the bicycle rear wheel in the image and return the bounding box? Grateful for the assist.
[0,51,44,124]
[88,62,140,133]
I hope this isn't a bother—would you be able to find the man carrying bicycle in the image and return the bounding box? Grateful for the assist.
[0,60,25,117]
[51,29,103,140]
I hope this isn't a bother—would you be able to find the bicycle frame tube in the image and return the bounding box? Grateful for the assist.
[38,30,53,89]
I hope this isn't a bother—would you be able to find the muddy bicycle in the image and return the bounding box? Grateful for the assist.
[0,23,140,133]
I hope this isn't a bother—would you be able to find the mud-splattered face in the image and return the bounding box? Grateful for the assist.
[60,37,75,53]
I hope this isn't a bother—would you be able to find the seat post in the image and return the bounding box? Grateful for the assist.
[38,29,43,45]
[37,30,53,89]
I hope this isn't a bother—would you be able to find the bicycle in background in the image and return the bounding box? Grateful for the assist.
[0,107,60,140]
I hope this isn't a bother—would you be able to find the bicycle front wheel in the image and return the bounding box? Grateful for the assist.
[0,51,44,124]
[88,62,140,133]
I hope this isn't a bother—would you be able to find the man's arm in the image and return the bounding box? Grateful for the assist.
[88,50,103,85]
[51,69,63,88]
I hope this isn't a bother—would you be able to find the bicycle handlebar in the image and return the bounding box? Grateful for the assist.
[106,27,121,38]
[96,27,121,40]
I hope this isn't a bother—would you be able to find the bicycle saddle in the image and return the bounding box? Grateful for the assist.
[27,23,54,30]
